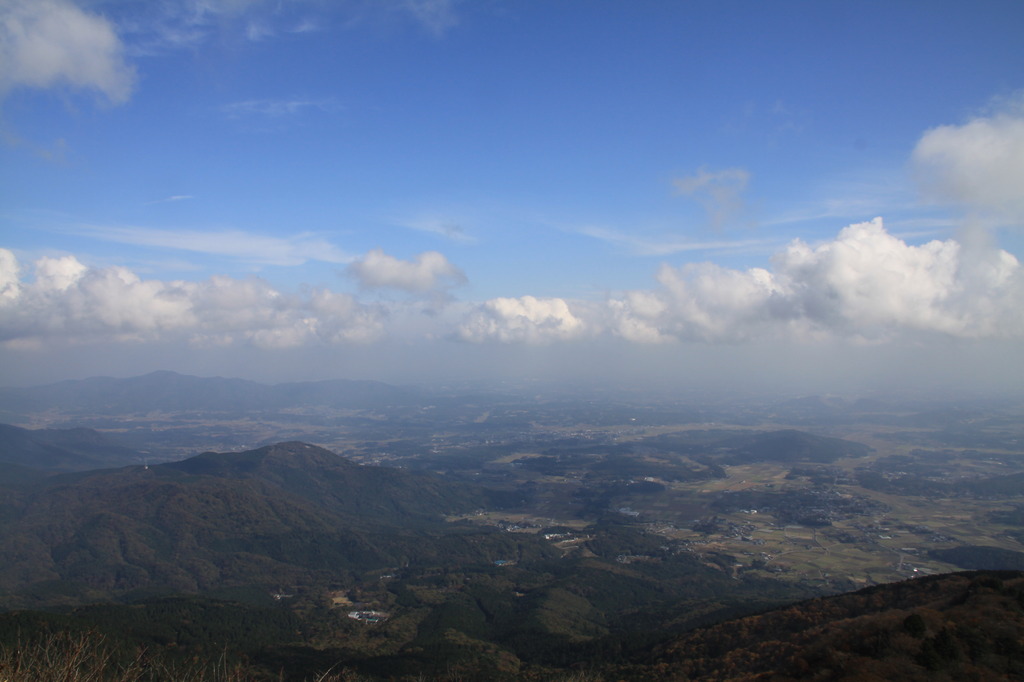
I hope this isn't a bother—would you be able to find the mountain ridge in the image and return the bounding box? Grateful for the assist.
[630,569,1024,680]
[0,423,143,472]
[0,441,520,608]
[0,370,419,417]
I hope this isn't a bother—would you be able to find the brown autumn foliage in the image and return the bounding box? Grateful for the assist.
[625,571,1024,681]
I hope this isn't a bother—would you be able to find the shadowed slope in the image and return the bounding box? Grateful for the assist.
[0,442,518,608]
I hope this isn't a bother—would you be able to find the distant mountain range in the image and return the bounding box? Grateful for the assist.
[0,423,143,472]
[0,370,419,417]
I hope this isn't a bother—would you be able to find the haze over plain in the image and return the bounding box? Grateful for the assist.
[1,0,1023,393]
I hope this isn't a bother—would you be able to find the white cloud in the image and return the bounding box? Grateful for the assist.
[673,166,751,229]
[608,218,1024,343]
[458,295,585,344]
[0,250,384,348]
[3,218,1022,357]
[0,248,21,301]
[0,253,195,343]
[307,289,384,344]
[33,254,87,292]
[71,225,351,266]
[774,219,966,335]
[912,96,1024,223]
[348,249,465,292]
[186,275,384,349]
[0,0,135,103]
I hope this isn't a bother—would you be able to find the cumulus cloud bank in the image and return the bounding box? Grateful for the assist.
[0,0,135,103]
[458,296,585,344]
[0,250,382,348]
[348,249,465,292]
[912,96,1024,223]
[607,218,1024,344]
[2,219,1022,353]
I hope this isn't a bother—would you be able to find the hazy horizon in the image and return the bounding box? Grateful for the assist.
[2,1,1022,395]
[5,341,1023,404]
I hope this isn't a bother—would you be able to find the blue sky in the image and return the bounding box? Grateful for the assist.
[1,0,1023,392]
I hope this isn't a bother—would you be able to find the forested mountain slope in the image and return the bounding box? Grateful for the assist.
[0,442,532,608]
[628,570,1024,681]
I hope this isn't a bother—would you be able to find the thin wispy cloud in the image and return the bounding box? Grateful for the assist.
[220,98,342,119]
[762,176,918,229]
[289,18,320,34]
[0,131,69,164]
[673,166,751,230]
[577,225,773,257]
[70,224,352,266]
[245,21,274,42]
[118,0,461,57]
[883,217,959,241]
[121,0,302,53]
[398,218,476,244]
[401,0,460,37]
[1,0,458,105]
[145,195,194,205]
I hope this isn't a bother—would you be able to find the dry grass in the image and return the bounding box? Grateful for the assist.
[0,630,249,682]
[0,631,608,681]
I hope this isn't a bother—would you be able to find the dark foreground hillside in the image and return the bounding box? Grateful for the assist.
[627,570,1024,681]
[0,571,1021,680]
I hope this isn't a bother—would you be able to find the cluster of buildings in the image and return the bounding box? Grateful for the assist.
[347,610,388,623]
